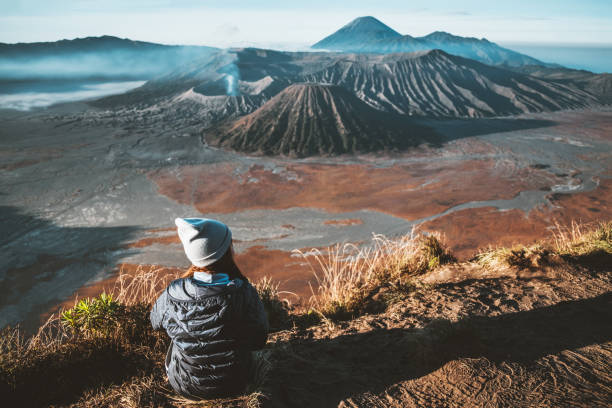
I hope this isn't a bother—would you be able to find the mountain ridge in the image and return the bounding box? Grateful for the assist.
[0,36,218,81]
[311,16,547,67]
[97,47,602,121]
[302,49,598,117]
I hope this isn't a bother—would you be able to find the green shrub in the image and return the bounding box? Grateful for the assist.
[61,293,121,337]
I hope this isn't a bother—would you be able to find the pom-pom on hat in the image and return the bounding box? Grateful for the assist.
[175,218,232,267]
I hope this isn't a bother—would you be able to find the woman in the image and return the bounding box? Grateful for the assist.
[150,218,269,400]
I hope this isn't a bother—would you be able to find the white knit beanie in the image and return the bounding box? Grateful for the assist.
[175,218,232,267]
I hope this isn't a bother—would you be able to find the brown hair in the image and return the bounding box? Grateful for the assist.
[182,244,248,282]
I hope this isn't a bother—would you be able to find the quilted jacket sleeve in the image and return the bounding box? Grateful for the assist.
[241,282,269,350]
[150,289,170,331]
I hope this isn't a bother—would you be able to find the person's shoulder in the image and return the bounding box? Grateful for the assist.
[235,279,260,299]
[166,277,193,300]
[231,278,252,292]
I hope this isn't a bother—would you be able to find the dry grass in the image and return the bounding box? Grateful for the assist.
[3,220,609,405]
[552,220,612,256]
[475,244,554,271]
[296,230,455,320]
[475,220,612,271]
[112,265,183,306]
[0,265,274,407]
[253,277,295,330]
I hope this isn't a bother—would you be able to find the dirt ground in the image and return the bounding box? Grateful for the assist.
[263,261,612,407]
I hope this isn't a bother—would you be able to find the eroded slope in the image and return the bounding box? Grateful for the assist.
[205,83,439,156]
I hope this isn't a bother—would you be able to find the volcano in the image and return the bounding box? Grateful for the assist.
[312,16,546,67]
[205,83,439,157]
[312,16,402,51]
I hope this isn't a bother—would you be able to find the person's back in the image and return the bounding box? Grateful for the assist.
[150,218,268,399]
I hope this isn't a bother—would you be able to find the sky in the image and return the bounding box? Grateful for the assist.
[1,0,611,48]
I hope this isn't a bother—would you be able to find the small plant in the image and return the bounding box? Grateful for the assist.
[417,234,456,274]
[61,293,121,337]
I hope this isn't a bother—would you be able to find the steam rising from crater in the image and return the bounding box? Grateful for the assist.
[225,74,238,96]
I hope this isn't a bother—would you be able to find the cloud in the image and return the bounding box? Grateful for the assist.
[214,23,240,39]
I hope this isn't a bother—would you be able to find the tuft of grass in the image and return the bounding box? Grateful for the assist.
[475,220,612,271]
[295,230,455,320]
[553,221,612,256]
[113,265,183,306]
[254,277,294,330]
[475,244,553,271]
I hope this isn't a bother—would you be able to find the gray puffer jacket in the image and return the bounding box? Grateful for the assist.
[150,277,268,399]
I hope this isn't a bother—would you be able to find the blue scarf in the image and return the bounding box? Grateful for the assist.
[192,271,230,286]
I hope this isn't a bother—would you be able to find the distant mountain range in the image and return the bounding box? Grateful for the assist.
[312,16,548,67]
[3,27,610,157]
[0,36,217,81]
[302,50,596,117]
[90,45,607,156]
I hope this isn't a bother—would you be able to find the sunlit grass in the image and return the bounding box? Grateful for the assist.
[113,265,183,306]
[476,220,612,270]
[295,230,455,320]
[2,219,609,405]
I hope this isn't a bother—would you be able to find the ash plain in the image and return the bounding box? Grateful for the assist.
[1,103,611,331]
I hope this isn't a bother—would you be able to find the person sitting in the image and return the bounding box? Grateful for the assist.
[150,217,268,400]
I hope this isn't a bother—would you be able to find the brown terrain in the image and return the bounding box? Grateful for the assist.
[149,159,555,220]
[43,173,612,322]
[422,179,612,258]
[265,259,612,407]
[138,158,609,302]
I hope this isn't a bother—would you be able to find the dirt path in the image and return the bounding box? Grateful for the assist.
[265,262,612,407]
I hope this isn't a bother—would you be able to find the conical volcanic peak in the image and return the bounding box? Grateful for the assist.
[312,16,402,50]
[311,16,545,67]
[205,83,438,157]
[342,16,401,35]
